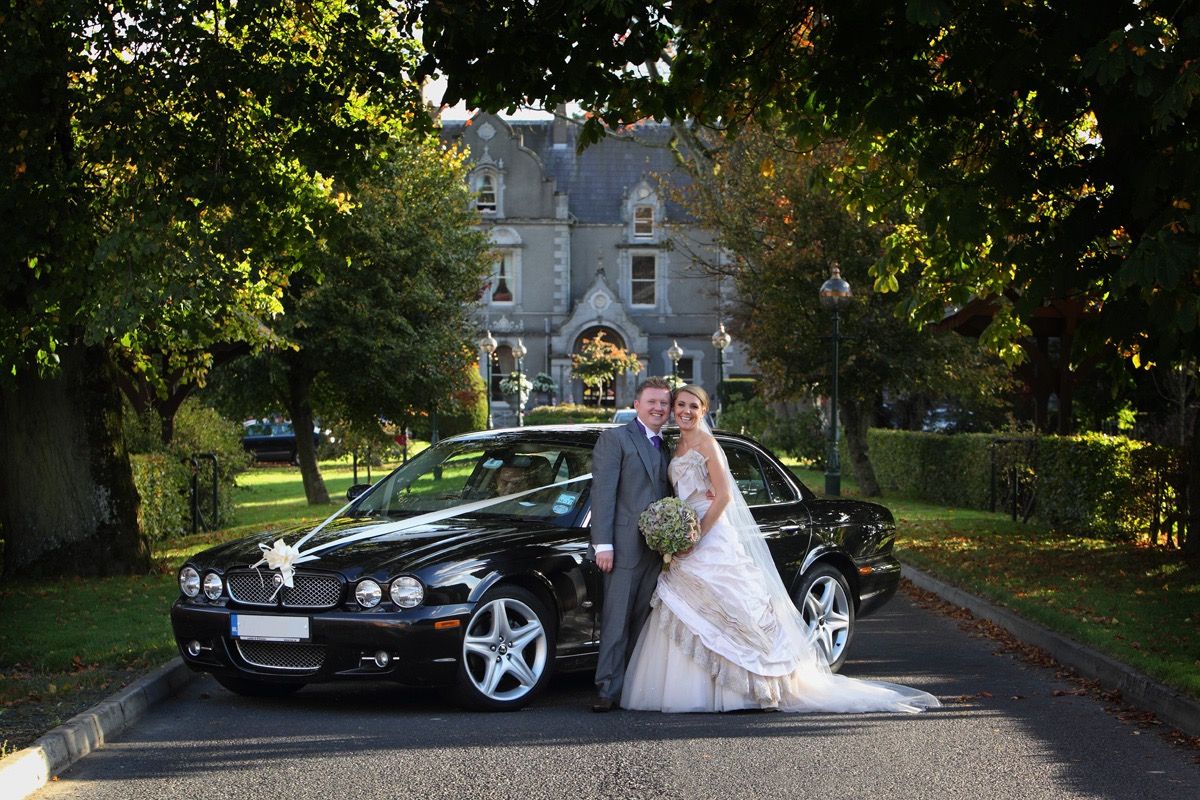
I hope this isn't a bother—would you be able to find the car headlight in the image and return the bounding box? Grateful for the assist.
[356,579,382,608]
[179,566,200,598]
[389,576,424,609]
[202,572,224,600]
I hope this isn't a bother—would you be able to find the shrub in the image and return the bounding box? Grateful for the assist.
[867,428,1169,540]
[868,429,995,510]
[524,404,613,425]
[130,453,192,542]
[125,399,250,540]
[719,398,825,465]
[718,378,757,408]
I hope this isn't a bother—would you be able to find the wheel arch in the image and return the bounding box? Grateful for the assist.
[470,570,561,631]
[793,550,861,610]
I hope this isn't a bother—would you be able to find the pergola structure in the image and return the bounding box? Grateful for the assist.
[938,296,1100,434]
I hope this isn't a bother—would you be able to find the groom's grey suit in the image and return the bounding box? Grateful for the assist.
[591,419,672,702]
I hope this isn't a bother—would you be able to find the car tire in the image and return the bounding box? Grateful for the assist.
[455,585,556,711]
[794,564,855,672]
[214,674,306,698]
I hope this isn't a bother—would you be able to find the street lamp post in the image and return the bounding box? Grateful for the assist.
[512,338,528,427]
[479,330,497,429]
[711,323,732,418]
[819,266,852,496]
[667,340,684,383]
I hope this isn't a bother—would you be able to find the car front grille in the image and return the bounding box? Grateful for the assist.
[235,640,326,672]
[226,570,344,609]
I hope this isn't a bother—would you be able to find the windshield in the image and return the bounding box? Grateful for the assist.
[348,438,594,525]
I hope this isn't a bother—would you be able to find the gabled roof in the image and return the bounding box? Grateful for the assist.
[442,118,696,224]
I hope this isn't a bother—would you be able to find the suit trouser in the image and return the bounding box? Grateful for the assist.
[595,557,661,701]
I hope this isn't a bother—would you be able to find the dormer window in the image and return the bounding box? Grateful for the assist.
[477,173,497,213]
[633,205,654,238]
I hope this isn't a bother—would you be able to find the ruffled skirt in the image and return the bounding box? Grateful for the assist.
[621,502,939,714]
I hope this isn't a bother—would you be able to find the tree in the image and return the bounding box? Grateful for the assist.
[674,128,1011,494]
[205,135,492,504]
[571,334,643,406]
[1,1,425,576]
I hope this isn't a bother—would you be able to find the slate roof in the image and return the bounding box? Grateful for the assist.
[441,118,696,224]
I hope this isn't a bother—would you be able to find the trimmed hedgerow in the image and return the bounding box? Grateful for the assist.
[868,428,1168,540]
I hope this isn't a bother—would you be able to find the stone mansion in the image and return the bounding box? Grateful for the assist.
[441,112,744,420]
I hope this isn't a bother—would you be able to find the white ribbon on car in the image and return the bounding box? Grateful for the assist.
[249,473,593,592]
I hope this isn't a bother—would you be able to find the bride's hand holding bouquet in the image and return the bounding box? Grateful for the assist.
[638,497,700,566]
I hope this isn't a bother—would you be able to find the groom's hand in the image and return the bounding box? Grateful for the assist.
[596,550,614,573]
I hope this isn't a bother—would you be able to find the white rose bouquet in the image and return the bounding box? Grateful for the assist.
[638,497,701,566]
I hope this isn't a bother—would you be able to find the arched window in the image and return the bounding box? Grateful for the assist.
[477,173,497,213]
[491,345,513,402]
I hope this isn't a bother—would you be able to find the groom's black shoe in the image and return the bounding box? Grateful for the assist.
[591,695,617,713]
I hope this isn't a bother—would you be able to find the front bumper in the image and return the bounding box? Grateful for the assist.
[171,600,474,686]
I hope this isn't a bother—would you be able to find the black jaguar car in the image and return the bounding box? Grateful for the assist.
[172,425,902,710]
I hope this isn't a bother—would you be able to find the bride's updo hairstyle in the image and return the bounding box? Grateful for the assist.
[673,384,710,411]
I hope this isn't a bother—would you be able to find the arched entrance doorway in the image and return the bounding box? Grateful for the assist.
[573,326,627,408]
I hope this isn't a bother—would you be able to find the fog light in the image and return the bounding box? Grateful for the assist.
[186,640,202,657]
[373,650,391,668]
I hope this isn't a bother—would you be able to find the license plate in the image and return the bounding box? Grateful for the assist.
[230,614,310,642]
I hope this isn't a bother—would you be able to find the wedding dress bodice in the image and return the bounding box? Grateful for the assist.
[669,449,712,514]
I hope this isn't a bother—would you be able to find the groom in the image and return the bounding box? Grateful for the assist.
[589,377,673,712]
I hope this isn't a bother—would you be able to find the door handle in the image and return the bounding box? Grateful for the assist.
[779,524,804,532]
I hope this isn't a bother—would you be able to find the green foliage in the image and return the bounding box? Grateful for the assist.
[531,373,558,394]
[718,397,825,465]
[869,430,997,511]
[1035,434,1149,541]
[570,334,642,403]
[718,378,757,407]
[129,454,192,542]
[125,400,250,539]
[524,404,614,425]
[436,365,490,437]
[869,428,1175,541]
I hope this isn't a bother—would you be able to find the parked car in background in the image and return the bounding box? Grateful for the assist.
[241,421,321,464]
[173,424,904,710]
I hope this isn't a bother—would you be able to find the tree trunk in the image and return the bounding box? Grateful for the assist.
[283,362,329,506]
[841,399,882,497]
[1185,408,1199,557]
[0,347,150,577]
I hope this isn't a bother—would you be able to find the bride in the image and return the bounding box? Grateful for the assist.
[621,384,940,713]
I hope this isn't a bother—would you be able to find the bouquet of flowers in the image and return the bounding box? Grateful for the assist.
[638,497,701,566]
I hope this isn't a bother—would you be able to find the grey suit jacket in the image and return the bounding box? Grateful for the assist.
[590,420,672,569]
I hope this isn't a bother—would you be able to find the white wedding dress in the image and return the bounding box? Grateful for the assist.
[621,447,940,713]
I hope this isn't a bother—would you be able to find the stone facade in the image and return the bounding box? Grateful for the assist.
[442,113,743,423]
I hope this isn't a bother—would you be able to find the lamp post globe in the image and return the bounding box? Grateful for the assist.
[479,330,497,429]
[512,338,528,427]
[667,339,684,382]
[711,323,732,418]
[819,266,851,496]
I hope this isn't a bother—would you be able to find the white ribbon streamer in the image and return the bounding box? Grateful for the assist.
[249,473,593,585]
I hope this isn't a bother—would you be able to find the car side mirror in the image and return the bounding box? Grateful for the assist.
[346,484,371,502]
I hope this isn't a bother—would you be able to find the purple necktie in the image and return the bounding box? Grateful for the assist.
[651,434,663,450]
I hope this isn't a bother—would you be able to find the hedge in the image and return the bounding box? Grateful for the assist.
[868,428,1168,540]
[524,404,613,425]
[131,453,193,542]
